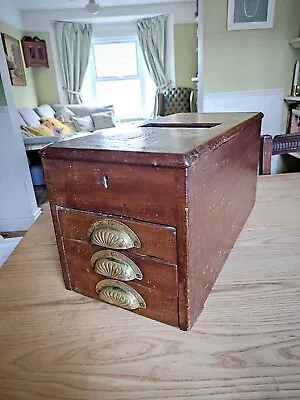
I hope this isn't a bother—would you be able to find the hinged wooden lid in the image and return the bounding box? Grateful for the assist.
[40,112,263,169]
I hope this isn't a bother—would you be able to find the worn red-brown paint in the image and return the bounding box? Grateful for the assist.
[41,112,263,330]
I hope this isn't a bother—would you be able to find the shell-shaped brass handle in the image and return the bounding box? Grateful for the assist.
[91,250,143,281]
[88,219,141,250]
[96,279,146,310]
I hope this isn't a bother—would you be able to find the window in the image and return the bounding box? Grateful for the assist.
[92,38,155,120]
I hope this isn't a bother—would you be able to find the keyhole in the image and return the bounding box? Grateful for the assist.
[102,176,109,189]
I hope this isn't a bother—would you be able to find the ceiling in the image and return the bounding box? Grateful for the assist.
[15,0,192,11]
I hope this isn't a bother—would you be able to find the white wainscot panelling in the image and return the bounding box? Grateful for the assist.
[204,89,284,136]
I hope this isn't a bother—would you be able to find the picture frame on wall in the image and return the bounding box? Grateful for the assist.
[227,0,275,31]
[1,33,27,86]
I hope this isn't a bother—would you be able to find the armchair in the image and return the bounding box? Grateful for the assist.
[157,87,196,117]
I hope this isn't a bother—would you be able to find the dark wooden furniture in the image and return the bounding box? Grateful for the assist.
[290,109,300,134]
[40,112,263,330]
[259,133,300,175]
[284,97,300,134]
[21,36,49,68]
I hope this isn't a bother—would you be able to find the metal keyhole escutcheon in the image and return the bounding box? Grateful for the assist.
[102,176,109,189]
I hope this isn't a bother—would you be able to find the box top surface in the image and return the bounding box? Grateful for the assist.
[41,112,263,168]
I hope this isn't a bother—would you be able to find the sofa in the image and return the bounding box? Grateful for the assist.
[18,104,115,147]
[18,104,116,186]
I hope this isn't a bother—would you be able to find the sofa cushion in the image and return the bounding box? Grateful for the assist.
[72,116,94,132]
[91,112,116,130]
[18,108,41,127]
[52,104,114,118]
[63,122,77,133]
[40,117,73,135]
[22,124,54,137]
[34,104,56,118]
[53,106,76,122]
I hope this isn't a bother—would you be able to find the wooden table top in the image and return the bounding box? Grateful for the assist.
[1,174,300,400]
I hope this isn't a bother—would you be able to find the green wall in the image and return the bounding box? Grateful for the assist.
[203,0,300,95]
[174,23,198,88]
[26,31,60,105]
[0,22,59,108]
[0,22,38,108]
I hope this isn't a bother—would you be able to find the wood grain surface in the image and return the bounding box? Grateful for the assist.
[0,174,300,400]
[40,113,263,168]
[63,239,179,327]
[43,113,263,330]
[179,120,260,328]
[43,159,179,225]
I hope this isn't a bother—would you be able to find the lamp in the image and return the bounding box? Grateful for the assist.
[85,0,101,14]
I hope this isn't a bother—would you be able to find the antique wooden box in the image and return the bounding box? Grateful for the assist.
[41,112,263,330]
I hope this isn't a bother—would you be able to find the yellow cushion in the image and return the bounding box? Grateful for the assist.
[55,117,77,133]
[64,121,77,133]
[24,124,54,137]
[41,120,60,133]
[40,117,72,134]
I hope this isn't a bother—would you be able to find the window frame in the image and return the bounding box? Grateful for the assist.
[92,35,153,119]
[92,36,141,82]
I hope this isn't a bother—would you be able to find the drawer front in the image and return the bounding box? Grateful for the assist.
[64,239,179,327]
[43,159,179,226]
[58,207,177,265]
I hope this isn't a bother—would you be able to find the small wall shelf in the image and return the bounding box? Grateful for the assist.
[290,38,300,49]
[21,36,49,68]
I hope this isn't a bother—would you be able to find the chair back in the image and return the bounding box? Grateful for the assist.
[157,87,195,116]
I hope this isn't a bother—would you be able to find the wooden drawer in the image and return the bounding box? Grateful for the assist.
[63,239,179,327]
[57,207,177,265]
[43,159,178,226]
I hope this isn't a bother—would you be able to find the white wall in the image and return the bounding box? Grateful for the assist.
[0,0,23,29]
[0,106,41,231]
[0,40,40,232]
[203,88,284,136]
[22,2,195,29]
[22,1,195,103]
[203,87,284,174]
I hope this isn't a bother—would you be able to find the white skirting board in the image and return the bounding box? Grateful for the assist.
[0,207,41,232]
[204,88,284,136]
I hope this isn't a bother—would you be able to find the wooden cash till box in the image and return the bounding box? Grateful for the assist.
[41,112,263,330]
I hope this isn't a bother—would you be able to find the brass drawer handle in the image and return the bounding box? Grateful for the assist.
[88,219,141,250]
[91,250,143,281]
[96,279,146,310]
